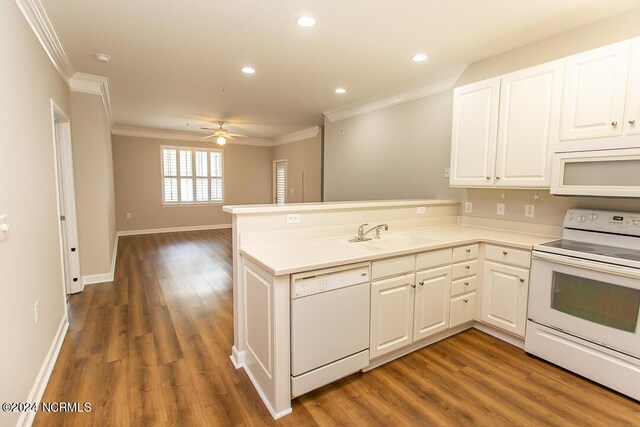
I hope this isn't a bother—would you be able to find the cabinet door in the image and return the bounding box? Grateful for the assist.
[624,38,640,136]
[495,61,562,187]
[481,262,529,337]
[413,266,451,341]
[560,41,630,141]
[449,78,500,187]
[370,274,415,359]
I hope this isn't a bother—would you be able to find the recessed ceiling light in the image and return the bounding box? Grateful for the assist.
[296,16,316,27]
[241,67,255,74]
[412,53,428,62]
[335,88,346,94]
[96,53,111,63]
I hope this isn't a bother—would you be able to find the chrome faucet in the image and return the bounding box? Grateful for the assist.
[350,223,389,242]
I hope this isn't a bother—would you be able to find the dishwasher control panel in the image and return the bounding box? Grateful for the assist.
[292,265,370,298]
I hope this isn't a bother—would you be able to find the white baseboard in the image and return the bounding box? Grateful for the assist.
[242,365,292,419]
[230,346,245,369]
[17,315,69,427]
[473,322,525,349]
[117,223,231,237]
[81,235,118,287]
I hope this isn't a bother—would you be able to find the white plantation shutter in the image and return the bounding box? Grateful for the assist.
[274,160,286,204]
[161,146,224,205]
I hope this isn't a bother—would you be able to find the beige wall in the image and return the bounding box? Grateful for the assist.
[272,133,323,203]
[323,90,463,201]
[0,3,70,425]
[113,136,272,231]
[457,7,640,87]
[71,92,117,277]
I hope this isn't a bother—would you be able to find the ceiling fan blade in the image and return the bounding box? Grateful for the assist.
[201,134,216,140]
[228,133,248,138]
[200,127,218,131]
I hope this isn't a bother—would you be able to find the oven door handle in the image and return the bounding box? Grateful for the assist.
[533,251,640,279]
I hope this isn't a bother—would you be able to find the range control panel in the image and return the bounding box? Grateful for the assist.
[564,209,640,236]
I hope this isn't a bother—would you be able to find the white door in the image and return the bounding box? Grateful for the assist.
[413,266,451,341]
[495,61,562,187]
[52,101,81,294]
[624,38,640,136]
[370,273,415,359]
[560,41,631,141]
[449,78,500,187]
[481,261,529,337]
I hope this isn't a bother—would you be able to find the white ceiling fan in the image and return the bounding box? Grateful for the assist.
[200,121,247,145]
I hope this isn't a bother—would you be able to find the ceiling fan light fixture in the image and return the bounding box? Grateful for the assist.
[335,88,346,94]
[412,53,428,62]
[241,66,256,74]
[216,136,227,145]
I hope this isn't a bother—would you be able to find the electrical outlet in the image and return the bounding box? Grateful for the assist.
[126,212,132,219]
[525,204,535,218]
[0,214,9,242]
[497,203,506,216]
[444,168,450,178]
[417,206,426,214]
[465,202,472,213]
[34,301,40,323]
[286,213,301,224]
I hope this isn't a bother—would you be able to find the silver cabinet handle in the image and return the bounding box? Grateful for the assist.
[463,299,468,303]
[466,248,471,253]
[519,278,525,283]
[419,281,424,286]
[465,265,470,269]
[503,251,508,255]
[612,121,618,127]
[411,284,416,289]
[464,282,469,286]
[630,120,636,125]
[486,176,491,180]
[496,176,501,180]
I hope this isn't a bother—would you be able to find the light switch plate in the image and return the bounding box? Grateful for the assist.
[286,213,301,224]
[444,168,450,178]
[465,202,472,213]
[497,203,505,216]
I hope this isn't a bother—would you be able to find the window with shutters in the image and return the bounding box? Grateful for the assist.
[161,146,224,205]
[273,160,287,204]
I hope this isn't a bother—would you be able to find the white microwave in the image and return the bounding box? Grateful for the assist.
[551,148,640,197]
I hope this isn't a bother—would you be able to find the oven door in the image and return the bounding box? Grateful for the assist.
[529,251,640,357]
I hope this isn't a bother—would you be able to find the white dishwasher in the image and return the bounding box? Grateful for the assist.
[290,263,371,397]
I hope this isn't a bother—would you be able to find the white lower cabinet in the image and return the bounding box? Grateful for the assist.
[450,292,477,327]
[480,261,530,337]
[370,273,415,359]
[413,266,451,341]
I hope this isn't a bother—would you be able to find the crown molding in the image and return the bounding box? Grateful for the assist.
[323,64,468,123]
[14,0,75,83]
[69,73,113,126]
[273,126,320,146]
[111,125,274,147]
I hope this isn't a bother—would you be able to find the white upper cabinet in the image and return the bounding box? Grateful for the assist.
[449,78,500,187]
[560,41,630,141]
[495,61,562,187]
[624,38,640,136]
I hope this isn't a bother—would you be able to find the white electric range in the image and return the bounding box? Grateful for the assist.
[526,208,640,401]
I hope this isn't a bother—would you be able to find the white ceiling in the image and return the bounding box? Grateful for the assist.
[42,0,640,139]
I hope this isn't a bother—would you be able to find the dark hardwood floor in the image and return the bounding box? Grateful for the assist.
[35,230,639,426]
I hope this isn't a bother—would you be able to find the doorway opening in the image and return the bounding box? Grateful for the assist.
[273,160,287,204]
[51,100,81,294]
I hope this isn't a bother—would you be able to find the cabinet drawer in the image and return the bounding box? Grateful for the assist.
[485,245,531,268]
[450,292,476,327]
[416,248,452,271]
[452,244,478,263]
[372,255,415,280]
[451,260,478,280]
[451,275,477,297]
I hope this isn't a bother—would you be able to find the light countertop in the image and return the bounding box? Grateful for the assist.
[240,224,557,275]
[223,199,459,214]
